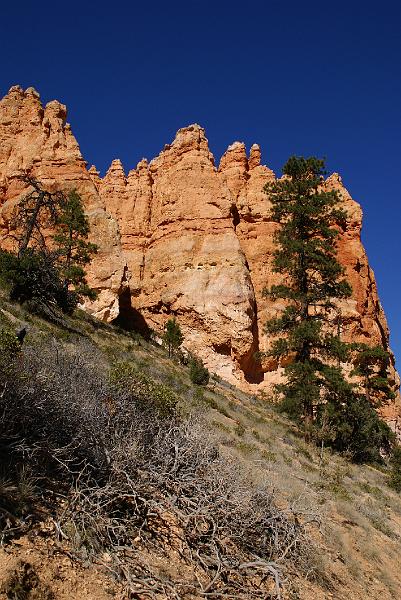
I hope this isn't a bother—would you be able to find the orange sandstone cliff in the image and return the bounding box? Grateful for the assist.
[0,86,399,431]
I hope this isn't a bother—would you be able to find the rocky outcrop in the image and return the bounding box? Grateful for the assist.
[0,86,399,430]
[0,85,126,321]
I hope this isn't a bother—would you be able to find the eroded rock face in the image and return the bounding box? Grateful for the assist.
[0,86,399,430]
[0,86,126,321]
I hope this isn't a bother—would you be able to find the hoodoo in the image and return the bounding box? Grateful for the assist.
[0,85,399,431]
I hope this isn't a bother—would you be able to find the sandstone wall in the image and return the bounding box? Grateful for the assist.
[0,86,399,430]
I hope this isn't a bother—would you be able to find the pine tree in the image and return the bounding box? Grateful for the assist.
[316,389,393,462]
[53,190,98,302]
[317,342,396,461]
[351,343,395,405]
[2,180,97,313]
[263,156,352,434]
[10,176,64,255]
[163,318,184,358]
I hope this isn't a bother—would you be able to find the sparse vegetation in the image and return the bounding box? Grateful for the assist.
[0,327,21,359]
[1,561,55,600]
[0,311,317,599]
[389,446,401,492]
[0,244,400,598]
[162,317,183,358]
[189,354,210,385]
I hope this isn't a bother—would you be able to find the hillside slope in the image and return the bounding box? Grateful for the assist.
[1,291,401,600]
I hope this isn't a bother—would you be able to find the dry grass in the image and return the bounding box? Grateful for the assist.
[1,290,401,598]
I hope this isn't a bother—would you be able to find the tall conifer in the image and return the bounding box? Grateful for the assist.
[263,157,352,433]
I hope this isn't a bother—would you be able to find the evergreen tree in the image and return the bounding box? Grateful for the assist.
[263,156,352,434]
[163,318,184,358]
[0,248,69,308]
[351,343,395,405]
[2,180,97,313]
[10,176,64,255]
[316,390,393,462]
[314,343,395,461]
[53,190,98,302]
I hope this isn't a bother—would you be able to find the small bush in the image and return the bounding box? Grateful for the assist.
[110,360,179,417]
[0,249,77,314]
[389,446,401,492]
[0,328,21,378]
[235,422,246,437]
[192,386,205,404]
[0,328,21,358]
[189,355,210,386]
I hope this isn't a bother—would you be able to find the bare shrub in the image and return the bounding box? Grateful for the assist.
[0,337,317,598]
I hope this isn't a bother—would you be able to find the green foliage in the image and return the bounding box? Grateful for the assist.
[0,328,20,356]
[389,446,401,492]
[110,361,179,417]
[316,393,394,463]
[1,180,97,315]
[235,422,246,437]
[192,386,205,404]
[351,343,395,404]
[163,317,184,358]
[189,355,210,386]
[53,190,98,301]
[0,249,15,288]
[0,328,21,376]
[264,156,353,427]
[0,248,75,313]
[264,156,392,461]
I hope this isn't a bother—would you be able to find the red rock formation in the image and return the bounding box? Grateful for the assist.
[0,86,399,431]
[0,85,126,321]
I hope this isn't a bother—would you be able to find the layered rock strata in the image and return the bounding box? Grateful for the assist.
[0,86,399,431]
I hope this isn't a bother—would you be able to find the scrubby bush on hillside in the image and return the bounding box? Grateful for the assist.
[389,446,401,492]
[0,327,21,359]
[110,360,179,417]
[0,335,315,597]
[189,354,210,385]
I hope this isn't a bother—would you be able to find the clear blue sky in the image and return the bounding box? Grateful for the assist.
[1,1,400,364]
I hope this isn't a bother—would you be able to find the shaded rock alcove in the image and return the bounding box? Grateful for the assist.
[230,204,240,230]
[111,287,150,338]
[241,307,264,385]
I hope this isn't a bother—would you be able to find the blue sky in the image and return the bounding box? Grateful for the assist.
[1,0,400,363]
